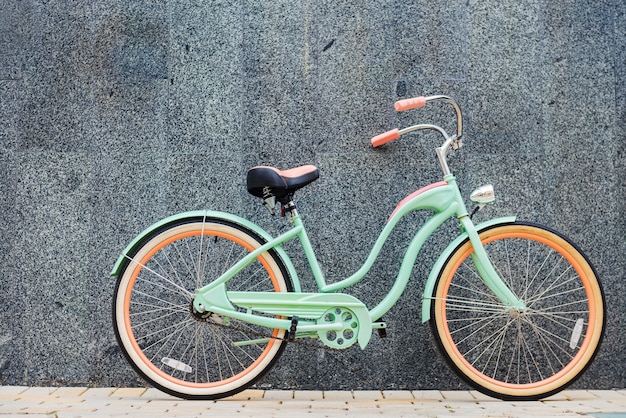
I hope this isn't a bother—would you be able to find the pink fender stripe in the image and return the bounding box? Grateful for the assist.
[389,181,448,221]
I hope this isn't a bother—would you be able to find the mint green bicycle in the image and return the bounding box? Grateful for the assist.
[111,95,605,401]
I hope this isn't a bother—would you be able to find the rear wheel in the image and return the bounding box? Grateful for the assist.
[113,218,293,399]
[430,222,605,400]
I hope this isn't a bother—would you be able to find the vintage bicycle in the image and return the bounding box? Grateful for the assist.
[111,95,605,401]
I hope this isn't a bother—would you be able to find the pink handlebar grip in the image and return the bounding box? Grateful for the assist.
[394,96,427,112]
[371,128,400,147]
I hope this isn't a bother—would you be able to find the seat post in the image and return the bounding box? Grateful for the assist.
[283,198,298,218]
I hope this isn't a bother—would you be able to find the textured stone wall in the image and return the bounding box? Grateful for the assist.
[0,0,624,390]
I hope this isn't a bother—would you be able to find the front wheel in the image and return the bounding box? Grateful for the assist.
[430,222,605,400]
[113,217,293,400]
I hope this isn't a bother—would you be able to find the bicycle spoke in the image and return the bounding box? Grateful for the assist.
[125,254,194,298]
[438,296,507,314]
[129,300,187,316]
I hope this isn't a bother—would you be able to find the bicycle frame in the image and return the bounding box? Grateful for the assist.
[186,174,525,349]
[111,94,526,351]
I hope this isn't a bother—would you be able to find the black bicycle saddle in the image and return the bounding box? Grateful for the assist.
[247,165,319,200]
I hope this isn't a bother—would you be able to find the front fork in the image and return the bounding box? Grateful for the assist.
[460,216,527,312]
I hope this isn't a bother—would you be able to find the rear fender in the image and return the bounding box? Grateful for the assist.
[110,210,301,292]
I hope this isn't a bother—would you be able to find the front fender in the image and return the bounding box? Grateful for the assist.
[110,210,301,292]
[421,216,517,322]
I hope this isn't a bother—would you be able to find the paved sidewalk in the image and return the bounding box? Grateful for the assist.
[0,387,625,418]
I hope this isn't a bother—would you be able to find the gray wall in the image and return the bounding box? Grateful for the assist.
[0,0,624,390]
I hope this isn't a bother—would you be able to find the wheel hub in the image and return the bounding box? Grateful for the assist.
[190,301,223,323]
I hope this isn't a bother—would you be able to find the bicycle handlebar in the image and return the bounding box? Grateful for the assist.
[371,95,463,148]
[371,95,464,176]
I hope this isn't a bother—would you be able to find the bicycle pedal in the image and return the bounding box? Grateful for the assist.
[377,328,387,338]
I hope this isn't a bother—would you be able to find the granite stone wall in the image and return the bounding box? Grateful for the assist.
[0,0,624,390]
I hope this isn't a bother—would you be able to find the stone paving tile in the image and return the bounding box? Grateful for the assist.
[304,409,368,418]
[346,401,381,410]
[53,387,89,397]
[13,403,66,414]
[293,390,324,400]
[0,391,22,401]
[474,403,527,415]
[77,408,137,417]
[391,406,461,417]
[468,390,498,401]
[239,401,284,410]
[549,399,623,413]
[559,389,599,400]
[323,390,355,400]
[81,387,117,397]
[5,414,50,418]
[544,392,572,401]
[351,390,384,400]
[111,387,148,398]
[440,389,478,401]
[274,399,318,409]
[175,406,217,415]
[141,387,180,400]
[588,389,626,398]
[19,386,60,396]
[227,389,265,400]
[296,400,351,413]
[260,389,294,400]
[136,400,181,410]
[412,389,445,401]
[381,389,414,399]
[0,385,28,394]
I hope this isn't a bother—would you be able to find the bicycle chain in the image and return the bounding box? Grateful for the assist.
[191,306,344,352]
